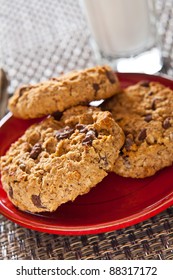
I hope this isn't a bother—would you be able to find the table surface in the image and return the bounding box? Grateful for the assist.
[1,0,173,260]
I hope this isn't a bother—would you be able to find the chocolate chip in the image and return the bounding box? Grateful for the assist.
[9,186,13,198]
[138,128,147,141]
[76,124,85,130]
[124,130,130,136]
[82,130,97,145]
[30,143,42,159]
[93,83,100,92]
[124,137,134,151]
[75,124,88,133]
[106,71,116,84]
[151,98,159,110]
[139,80,150,87]
[151,99,156,110]
[56,126,74,140]
[91,128,98,137]
[162,118,171,129]
[31,195,44,208]
[51,111,63,121]
[144,114,152,122]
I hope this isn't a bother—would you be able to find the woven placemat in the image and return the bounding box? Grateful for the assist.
[1,0,173,260]
[1,208,173,260]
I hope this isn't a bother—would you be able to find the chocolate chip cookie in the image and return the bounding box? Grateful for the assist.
[8,65,120,119]
[0,106,124,212]
[103,81,173,178]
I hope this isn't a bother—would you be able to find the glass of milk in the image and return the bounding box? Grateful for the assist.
[81,0,162,73]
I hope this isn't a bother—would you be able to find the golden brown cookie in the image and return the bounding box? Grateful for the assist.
[0,106,124,212]
[103,81,173,178]
[8,65,121,119]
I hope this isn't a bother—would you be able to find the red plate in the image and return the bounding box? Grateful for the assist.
[1,73,173,235]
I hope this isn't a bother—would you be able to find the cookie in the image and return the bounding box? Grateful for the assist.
[0,106,124,212]
[8,65,121,119]
[103,81,173,178]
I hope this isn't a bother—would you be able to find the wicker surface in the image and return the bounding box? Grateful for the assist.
[1,0,173,260]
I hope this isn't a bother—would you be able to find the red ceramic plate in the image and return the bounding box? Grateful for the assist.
[1,73,173,235]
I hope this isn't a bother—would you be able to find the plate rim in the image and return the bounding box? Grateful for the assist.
[1,191,173,235]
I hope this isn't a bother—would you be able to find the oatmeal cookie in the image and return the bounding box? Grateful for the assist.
[103,81,173,178]
[0,106,124,212]
[8,65,120,119]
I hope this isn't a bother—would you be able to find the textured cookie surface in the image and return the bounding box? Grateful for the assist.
[0,106,124,212]
[8,65,120,119]
[103,81,173,178]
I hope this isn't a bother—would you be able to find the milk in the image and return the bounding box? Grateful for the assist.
[82,0,162,73]
[82,0,156,57]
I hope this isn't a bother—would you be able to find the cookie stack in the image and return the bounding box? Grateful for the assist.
[1,65,173,213]
[1,66,124,213]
